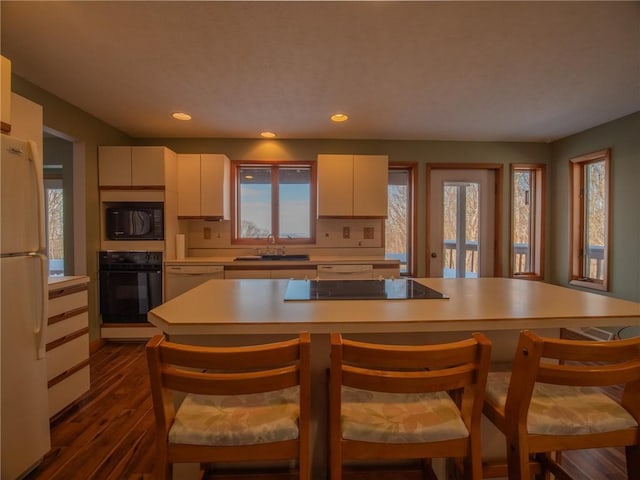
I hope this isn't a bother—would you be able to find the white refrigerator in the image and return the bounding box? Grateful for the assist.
[1,133,51,479]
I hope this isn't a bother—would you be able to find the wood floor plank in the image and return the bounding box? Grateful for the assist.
[25,341,629,480]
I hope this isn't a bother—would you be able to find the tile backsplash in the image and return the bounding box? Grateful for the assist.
[182,218,385,257]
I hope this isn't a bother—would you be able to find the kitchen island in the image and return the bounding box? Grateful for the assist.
[148,277,640,478]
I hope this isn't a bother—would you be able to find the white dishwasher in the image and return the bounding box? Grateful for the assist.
[165,264,224,300]
[317,264,374,280]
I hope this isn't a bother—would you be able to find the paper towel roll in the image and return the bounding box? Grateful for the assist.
[176,234,185,259]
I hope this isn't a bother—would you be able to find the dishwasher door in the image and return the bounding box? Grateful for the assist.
[165,265,224,300]
[317,264,374,280]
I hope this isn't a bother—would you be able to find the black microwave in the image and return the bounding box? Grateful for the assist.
[105,202,164,240]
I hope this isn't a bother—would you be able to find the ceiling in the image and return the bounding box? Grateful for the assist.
[1,1,639,142]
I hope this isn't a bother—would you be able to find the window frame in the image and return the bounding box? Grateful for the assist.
[569,149,611,291]
[44,171,65,276]
[386,163,417,276]
[231,160,316,245]
[509,163,545,280]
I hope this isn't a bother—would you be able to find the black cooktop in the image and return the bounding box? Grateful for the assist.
[283,279,448,301]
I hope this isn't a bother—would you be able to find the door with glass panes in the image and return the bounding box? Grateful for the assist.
[427,168,497,278]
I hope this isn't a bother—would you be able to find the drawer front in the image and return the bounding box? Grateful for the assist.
[46,332,89,380]
[225,270,271,279]
[46,311,88,344]
[48,364,90,417]
[49,289,88,317]
[271,269,317,280]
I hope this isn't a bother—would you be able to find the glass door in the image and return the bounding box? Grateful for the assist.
[428,168,496,278]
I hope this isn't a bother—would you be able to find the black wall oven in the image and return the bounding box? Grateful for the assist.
[99,251,163,324]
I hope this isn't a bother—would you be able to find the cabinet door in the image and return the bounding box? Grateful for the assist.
[132,146,166,186]
[353,155,388,217]
[1,56,11,132]
[98,146,131,186]
[177,154,201,217]
[201,154,229,219]
[317,154,354,217]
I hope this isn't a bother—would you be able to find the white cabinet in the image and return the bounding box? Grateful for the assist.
[317,154,388,217]
[177,153,229,219]
[270,269,317,280]
[1,55,11,133]
[99,146,177,189]
[317,264,374,279]
[47,277,90,418]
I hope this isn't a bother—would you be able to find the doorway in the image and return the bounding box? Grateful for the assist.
[426,165,502,277]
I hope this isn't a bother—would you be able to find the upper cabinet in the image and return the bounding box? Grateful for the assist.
[177,153,230,219]
[1,56,11,134]
[99,146,177,190]
[317,154,388,217]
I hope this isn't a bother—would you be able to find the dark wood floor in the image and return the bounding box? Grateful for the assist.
[25,342,628,480]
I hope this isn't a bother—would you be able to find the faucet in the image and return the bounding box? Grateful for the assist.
[267,233,275,245]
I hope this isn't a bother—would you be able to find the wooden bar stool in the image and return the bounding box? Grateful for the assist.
[146,333,311,480]
[329,332,492,480]
[483,330,640,479]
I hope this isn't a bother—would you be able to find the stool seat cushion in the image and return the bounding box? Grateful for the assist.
[169,386,300,446]
[341,386,469,444]
[486,372,638,435]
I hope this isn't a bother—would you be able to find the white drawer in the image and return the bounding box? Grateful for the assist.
[271,269,317,280]
[46,311,88,344]
[48,364,90,417]
[49,289,88,317]
[46,332,89,381]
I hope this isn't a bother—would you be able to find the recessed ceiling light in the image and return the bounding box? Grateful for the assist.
[331,113,348,123]
[172,112,192,121]
[261,131,276,138]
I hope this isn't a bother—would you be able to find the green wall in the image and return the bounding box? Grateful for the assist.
[549,111,640,302]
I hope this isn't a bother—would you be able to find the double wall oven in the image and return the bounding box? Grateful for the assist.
[99,251,163,324]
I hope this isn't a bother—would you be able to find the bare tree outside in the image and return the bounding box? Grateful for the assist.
[443,183,479,276]
[513,171,532,273]
[385,170,410,273]
[46,187,64,272]
[240,220,270,239]
[385,185,407,254]
[585,160,606,279]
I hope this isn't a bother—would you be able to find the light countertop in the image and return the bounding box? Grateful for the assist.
[164,256,400,266]
[148,277,640,336]
[48,275,90,289]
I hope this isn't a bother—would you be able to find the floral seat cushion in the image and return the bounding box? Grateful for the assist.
[341,386,469,444]
[485,372,638,435]
[168,386,299,446]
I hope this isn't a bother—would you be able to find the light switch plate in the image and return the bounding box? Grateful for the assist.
[363,227,374,239]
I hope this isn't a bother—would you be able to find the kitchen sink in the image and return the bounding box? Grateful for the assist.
[234,254,310,261]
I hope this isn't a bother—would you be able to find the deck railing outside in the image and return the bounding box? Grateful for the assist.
[445,241,604,280]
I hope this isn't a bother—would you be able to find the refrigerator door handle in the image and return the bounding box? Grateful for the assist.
[33,253,48,359]
[27,141,48,254]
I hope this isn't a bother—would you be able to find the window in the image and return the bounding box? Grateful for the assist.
[44,168,64,276]
[510,164,545,279]
[569,149,610,290]
[385,164,416,275]
[232,162,315,243]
